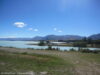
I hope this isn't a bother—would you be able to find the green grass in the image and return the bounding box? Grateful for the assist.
[0,48,100,75]
[79,53,100,63]
[0,51,74,75]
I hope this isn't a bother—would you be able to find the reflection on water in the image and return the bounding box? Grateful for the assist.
[0,41,99,51]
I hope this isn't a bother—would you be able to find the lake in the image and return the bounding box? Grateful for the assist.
[0,41,100,51]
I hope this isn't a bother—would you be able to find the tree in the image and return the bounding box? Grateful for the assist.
[87,38,92,44]
[38,41,45,46]
[73,42,87,47]
[47,45,52,50]
[82,37,87,42]
[46,41,50,45]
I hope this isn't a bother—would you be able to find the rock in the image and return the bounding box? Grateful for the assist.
[40,71,48,75]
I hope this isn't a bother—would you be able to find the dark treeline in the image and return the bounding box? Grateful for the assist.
[37,40,100,53]
[58,37,100,48]
[38,38,100,48]
[73,37,100,48]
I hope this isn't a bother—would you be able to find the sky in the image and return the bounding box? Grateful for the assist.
[0,0,100,38]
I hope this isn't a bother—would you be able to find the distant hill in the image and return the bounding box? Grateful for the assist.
[32,36,43,40]
[0,38,32,41]
[32,35,82,40]
[0,34,100,41]
[89,33,100,40]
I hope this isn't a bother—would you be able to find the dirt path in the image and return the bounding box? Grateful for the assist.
[0,47,100,75]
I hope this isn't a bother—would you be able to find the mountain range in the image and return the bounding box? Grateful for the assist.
[32,35,82,40]
[0,33,100,41]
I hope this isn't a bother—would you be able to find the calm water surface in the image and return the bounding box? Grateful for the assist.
[0,41,99,51]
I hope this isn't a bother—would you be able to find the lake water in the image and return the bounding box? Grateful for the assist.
[0,41,100,51]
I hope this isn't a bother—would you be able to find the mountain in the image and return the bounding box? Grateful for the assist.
[32,36,43,40]
[89,33,100,40]
[32,35,83,40]
[0,38,32,41]
[0,34,100,41]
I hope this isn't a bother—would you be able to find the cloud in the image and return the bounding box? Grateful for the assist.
[28,28,39,32]
[54,28,62,32]
[34,29,38,32]
[14,22,26,28]
[58,30,62,32]
[54,28,57,31]
[29,28,33,31]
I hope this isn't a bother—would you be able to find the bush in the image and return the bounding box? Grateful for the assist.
[73,42,87,47]
[80,49,99,54]
[38,41,45,46]
[80,49,91,53]
[69,48,76,51]
[92,50,99,54]
[21,52,28,55]
[47,45,52,50]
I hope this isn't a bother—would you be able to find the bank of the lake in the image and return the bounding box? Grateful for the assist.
[0,41,100,51]
[0,47,100,75]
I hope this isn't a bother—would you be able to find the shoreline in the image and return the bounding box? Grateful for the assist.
[0,46,62,55]
[0,45,100,52]
[27,43,100,48]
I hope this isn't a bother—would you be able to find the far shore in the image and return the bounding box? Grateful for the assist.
[27,43,73,47]
[0,46,62,54]
[27,43,100,48]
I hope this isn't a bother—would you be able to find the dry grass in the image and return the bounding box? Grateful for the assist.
[0,47,100,75]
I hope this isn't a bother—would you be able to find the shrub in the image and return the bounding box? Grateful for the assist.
[73,42,87,47]
[80,49,90,53]
[38,41,45,46]
[21,52,28,55]
[69,48,76,51]
[47,45,52,50]
[80,49,99,54]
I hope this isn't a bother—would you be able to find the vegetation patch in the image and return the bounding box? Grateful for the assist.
[0,50,73,75]
[79,53,100,63]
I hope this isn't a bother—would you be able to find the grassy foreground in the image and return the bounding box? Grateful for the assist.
[0,50,73,75]
[0,47,100,75]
